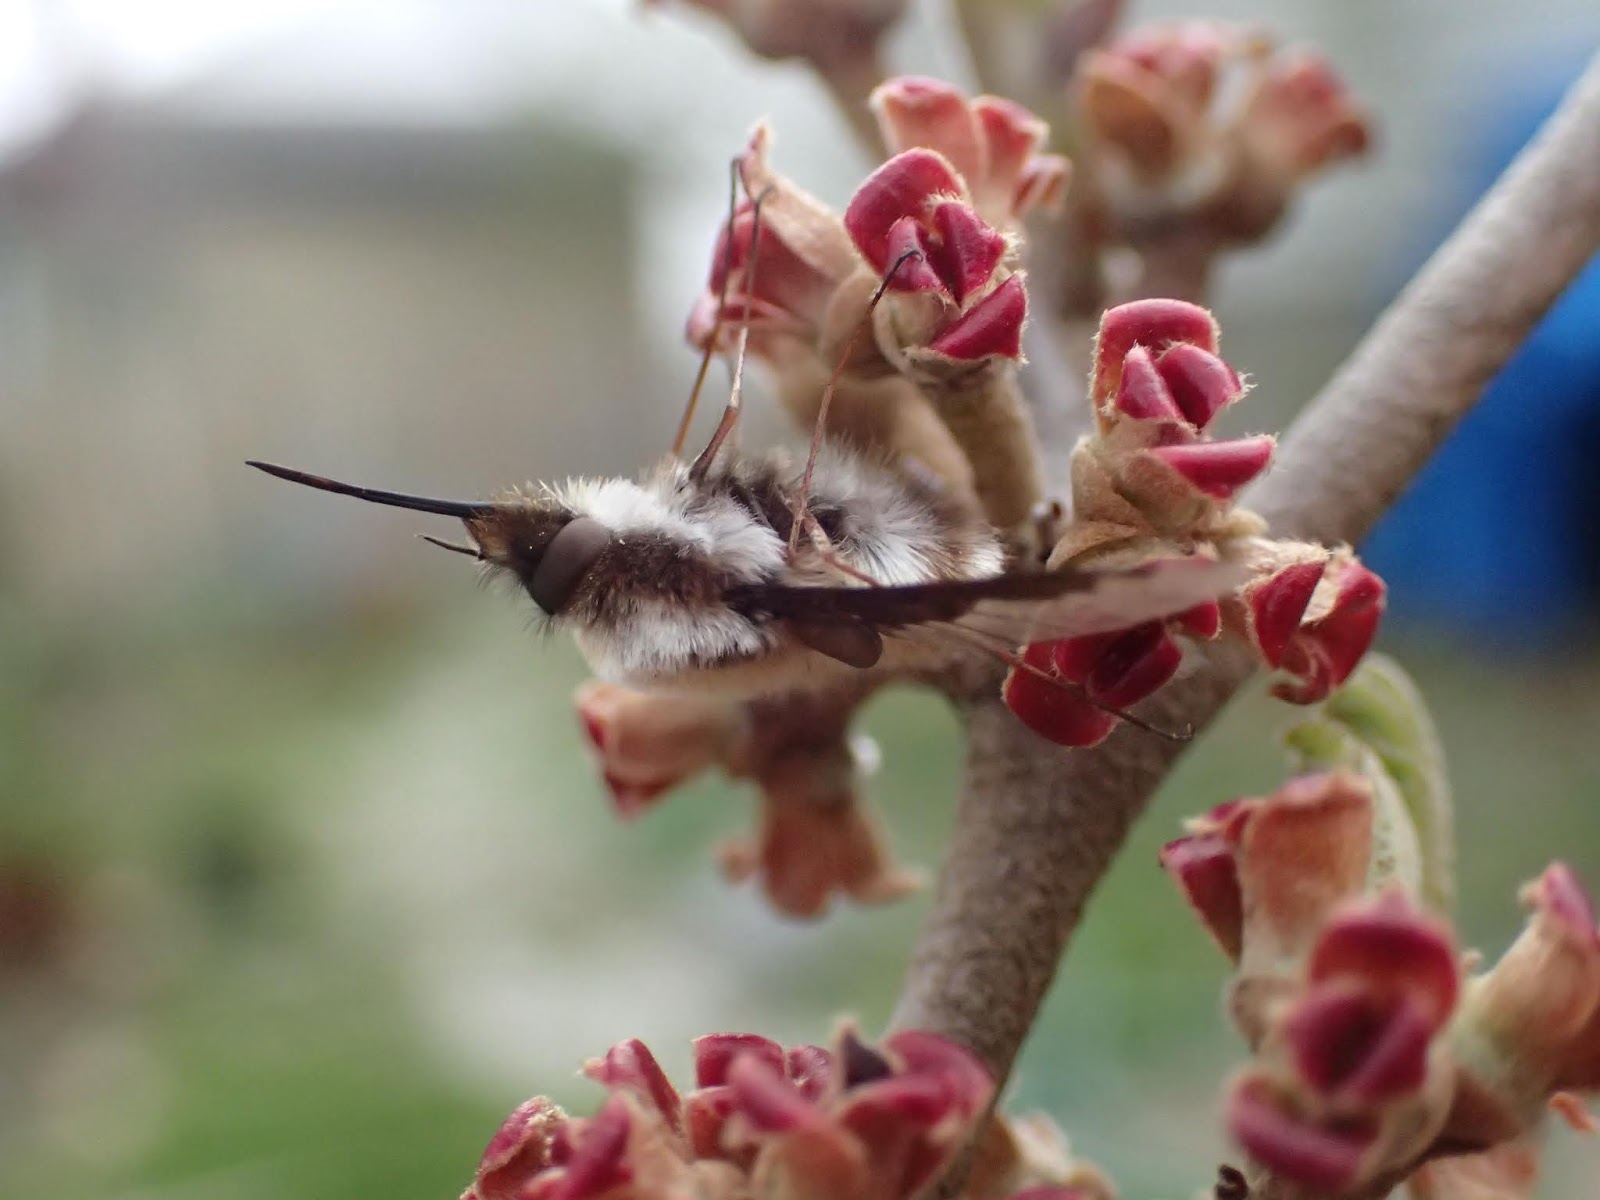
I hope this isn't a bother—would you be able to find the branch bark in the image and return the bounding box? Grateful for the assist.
[891,49,1600,1132]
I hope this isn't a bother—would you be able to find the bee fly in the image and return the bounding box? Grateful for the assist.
[248,177,1245,732]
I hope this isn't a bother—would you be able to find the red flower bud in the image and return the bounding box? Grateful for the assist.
[1272,559,1387,704]
[1091,299,1219,410]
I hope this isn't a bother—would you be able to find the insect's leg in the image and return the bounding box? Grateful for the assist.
[785,247,926,559]
[689,183,775,482]
[812,534,883,586]
[418,533,484,561]
[673,157,742,459]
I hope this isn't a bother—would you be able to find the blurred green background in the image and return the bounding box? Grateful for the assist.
[2,2,1597,1198]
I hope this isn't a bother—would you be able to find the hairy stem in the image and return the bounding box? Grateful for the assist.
[891,46,1600,1126]
[922,366,1047,539]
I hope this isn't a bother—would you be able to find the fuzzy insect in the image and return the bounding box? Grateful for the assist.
[246,447,1242,702]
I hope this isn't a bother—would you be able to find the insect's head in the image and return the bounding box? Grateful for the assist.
[246,461,612,617]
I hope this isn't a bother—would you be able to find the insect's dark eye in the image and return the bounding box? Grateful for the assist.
[527,517,611,614]
[812,505,846,543]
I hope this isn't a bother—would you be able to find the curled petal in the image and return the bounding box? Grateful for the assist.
[1307,890,1459,1029]
[1227,1074,1376,1193]
[844,149,966,272]
[473,1098,568,1200]
[927,273,1028,361]
[695,1034,788,1088]
[882,216,946,292]
[1160,831,1244,961]
[1245,557,1327,668]
[1174,599,1223,639]
[1068,622,1184,708]
[584,1039,683,1132]
[1155,342,1244,431]
[1146,435,1275,500]
[926,201,1008,303]
[1110,344,1187,425]
[726,1053,824,1134]
[1003,641,1119,748]
[1284,984,1434,1104]
[557,1096,635,1200]
[1273,560,1387,704]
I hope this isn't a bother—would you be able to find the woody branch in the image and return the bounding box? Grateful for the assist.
[891,44,1600,1114]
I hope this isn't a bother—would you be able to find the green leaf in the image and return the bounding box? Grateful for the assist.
[1284,654,1454,914]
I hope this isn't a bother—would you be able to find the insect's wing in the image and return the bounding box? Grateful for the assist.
[953,555,1249,647]
[728,556,1249,645]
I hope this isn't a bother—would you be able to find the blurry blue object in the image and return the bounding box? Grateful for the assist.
[1362,59,1600,651]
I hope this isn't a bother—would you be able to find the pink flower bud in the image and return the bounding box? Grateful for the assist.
[1272,559,1387,704]
[575,681,744,820]
[1076,23,1369,247]
[870,77,1069,227]
[718,741,922,919]
[1240,50,1371,180]
[686,124,866,390]
[1091,299,1219,410]
[1165,774,1376,990]
[1459,863,1600,1113]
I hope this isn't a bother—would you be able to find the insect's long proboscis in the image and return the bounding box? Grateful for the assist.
[245,460,495,520]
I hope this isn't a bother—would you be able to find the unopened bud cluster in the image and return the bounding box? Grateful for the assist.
[462,1027,1110,1200]
[1005,299,1385,746]
[1161,659,1599,1194]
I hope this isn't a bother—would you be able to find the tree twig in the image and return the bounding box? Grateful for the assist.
[890,51,1600,1143]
